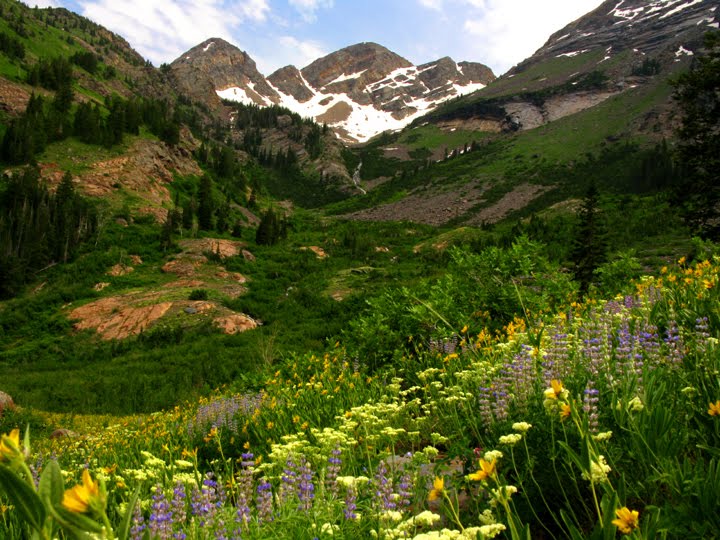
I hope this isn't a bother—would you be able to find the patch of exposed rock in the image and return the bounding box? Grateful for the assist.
[70,297,174,340]
[161,257,208,277]
[0,391,15,414]
[40,135,201,222]
[214,314,258,335]
[178,238,245,258]
[107,264,134,277]
[300,246,328,259]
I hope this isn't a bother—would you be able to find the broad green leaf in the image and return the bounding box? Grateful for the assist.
[0,464,46,532]
[50,504,105,534]
[117,486,142,540]
[38,460,64,506]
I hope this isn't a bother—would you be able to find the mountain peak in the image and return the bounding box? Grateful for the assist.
[172,39,494,142]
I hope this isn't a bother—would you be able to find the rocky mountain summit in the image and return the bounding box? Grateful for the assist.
[510,0,718,76]
[172,40,495,142]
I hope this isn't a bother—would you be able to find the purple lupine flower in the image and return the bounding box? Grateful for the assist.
[583,383,600,434]
[171,482,187,529]
[325,447,342,498]
[638,322,661,366]
[279,456,298,505]
[297,458,315,512]
[696,317,710,352]
[191,474,218,527]
[542,327,571,384]
[130,501,146,540]
[477,386,494,428]
[372,459,395,511]
[255,478,273,523]
[663,320,684,366]
[343,483,358,520]
[236,453,254,527]
[397,471,413,508]
[187,393,265,439]
[149,485,173,540]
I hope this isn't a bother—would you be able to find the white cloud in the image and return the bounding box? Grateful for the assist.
[21,0,59,7]
[288,0,333,23]
[417,0,443,10]
[254,35,327,73]
[458,0,604,73]
[77,0,269,65]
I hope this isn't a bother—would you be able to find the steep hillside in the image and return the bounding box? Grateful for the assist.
[172,39,495,143]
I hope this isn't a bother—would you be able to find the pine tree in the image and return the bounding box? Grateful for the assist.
[197,175,214,230]
[571,183,608,296]
[672,31,720,239]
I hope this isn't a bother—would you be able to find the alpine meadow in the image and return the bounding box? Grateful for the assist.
[1,0,719,539]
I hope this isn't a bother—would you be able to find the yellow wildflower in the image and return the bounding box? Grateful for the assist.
[612,507,639,534]
[544,380,565,400]
[0,429,21,463]
[468,458,496,482]
[709,400,720,416]
[428,476,445,501]
[560,403,571,421]
[62,469,105,515]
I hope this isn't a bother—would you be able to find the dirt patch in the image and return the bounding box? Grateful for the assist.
[178,238,245,258]
[39,137,202,221]
[0,79,36,115]
[214,314,258,335]
[436,118,503,133]
[382,146,412,160]
[300,246,328,259]
[342,182,487,226]
[161,257,207,277]
[466,184,554,225]
[216,271,247,283]
[317,101,353,124]
[94,282,111,292]
[70,297,173,340]
[107,264,134,277]
[163,279,206,289]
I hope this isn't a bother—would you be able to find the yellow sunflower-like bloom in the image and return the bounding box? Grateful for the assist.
[0,429,21,463]
[544,380,565,400]
[612,507,639,534]
[428,476,445,501]
[468,458,497,482]
[62,469,105,514]
[709,400,720,416]
[560,403,572,421]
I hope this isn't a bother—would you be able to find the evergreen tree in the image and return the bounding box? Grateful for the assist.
[197,175,214,230]
[672,31,720,239]
[255,208,280,246]
[571,183,608,296]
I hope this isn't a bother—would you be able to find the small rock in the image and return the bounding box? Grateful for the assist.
[107,264,134,277]
[241,249,256,262]
[0,391,15,414]
[184,307,198,314]
[115,218,129,227]
[50,429,78,439]
[129,255,143,265]
[214,314,258,335]
[94,282,110,292]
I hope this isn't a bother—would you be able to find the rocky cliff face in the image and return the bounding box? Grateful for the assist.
[172,40,495,142]
[170,38,280,109]
[510,0,718,76]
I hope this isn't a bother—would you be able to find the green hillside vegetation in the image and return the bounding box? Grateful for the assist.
[0,0,718,536]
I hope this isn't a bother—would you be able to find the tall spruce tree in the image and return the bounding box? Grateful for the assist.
[571,183,608,296]
[672,31,720,239]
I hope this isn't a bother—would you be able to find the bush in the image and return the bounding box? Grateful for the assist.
[189,289,209,301]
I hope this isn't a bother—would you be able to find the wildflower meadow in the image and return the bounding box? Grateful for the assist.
[1,255,719,539]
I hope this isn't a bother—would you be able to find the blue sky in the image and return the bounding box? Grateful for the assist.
[25,0,605,76]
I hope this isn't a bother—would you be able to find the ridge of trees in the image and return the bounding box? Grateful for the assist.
[0,167,97,298]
